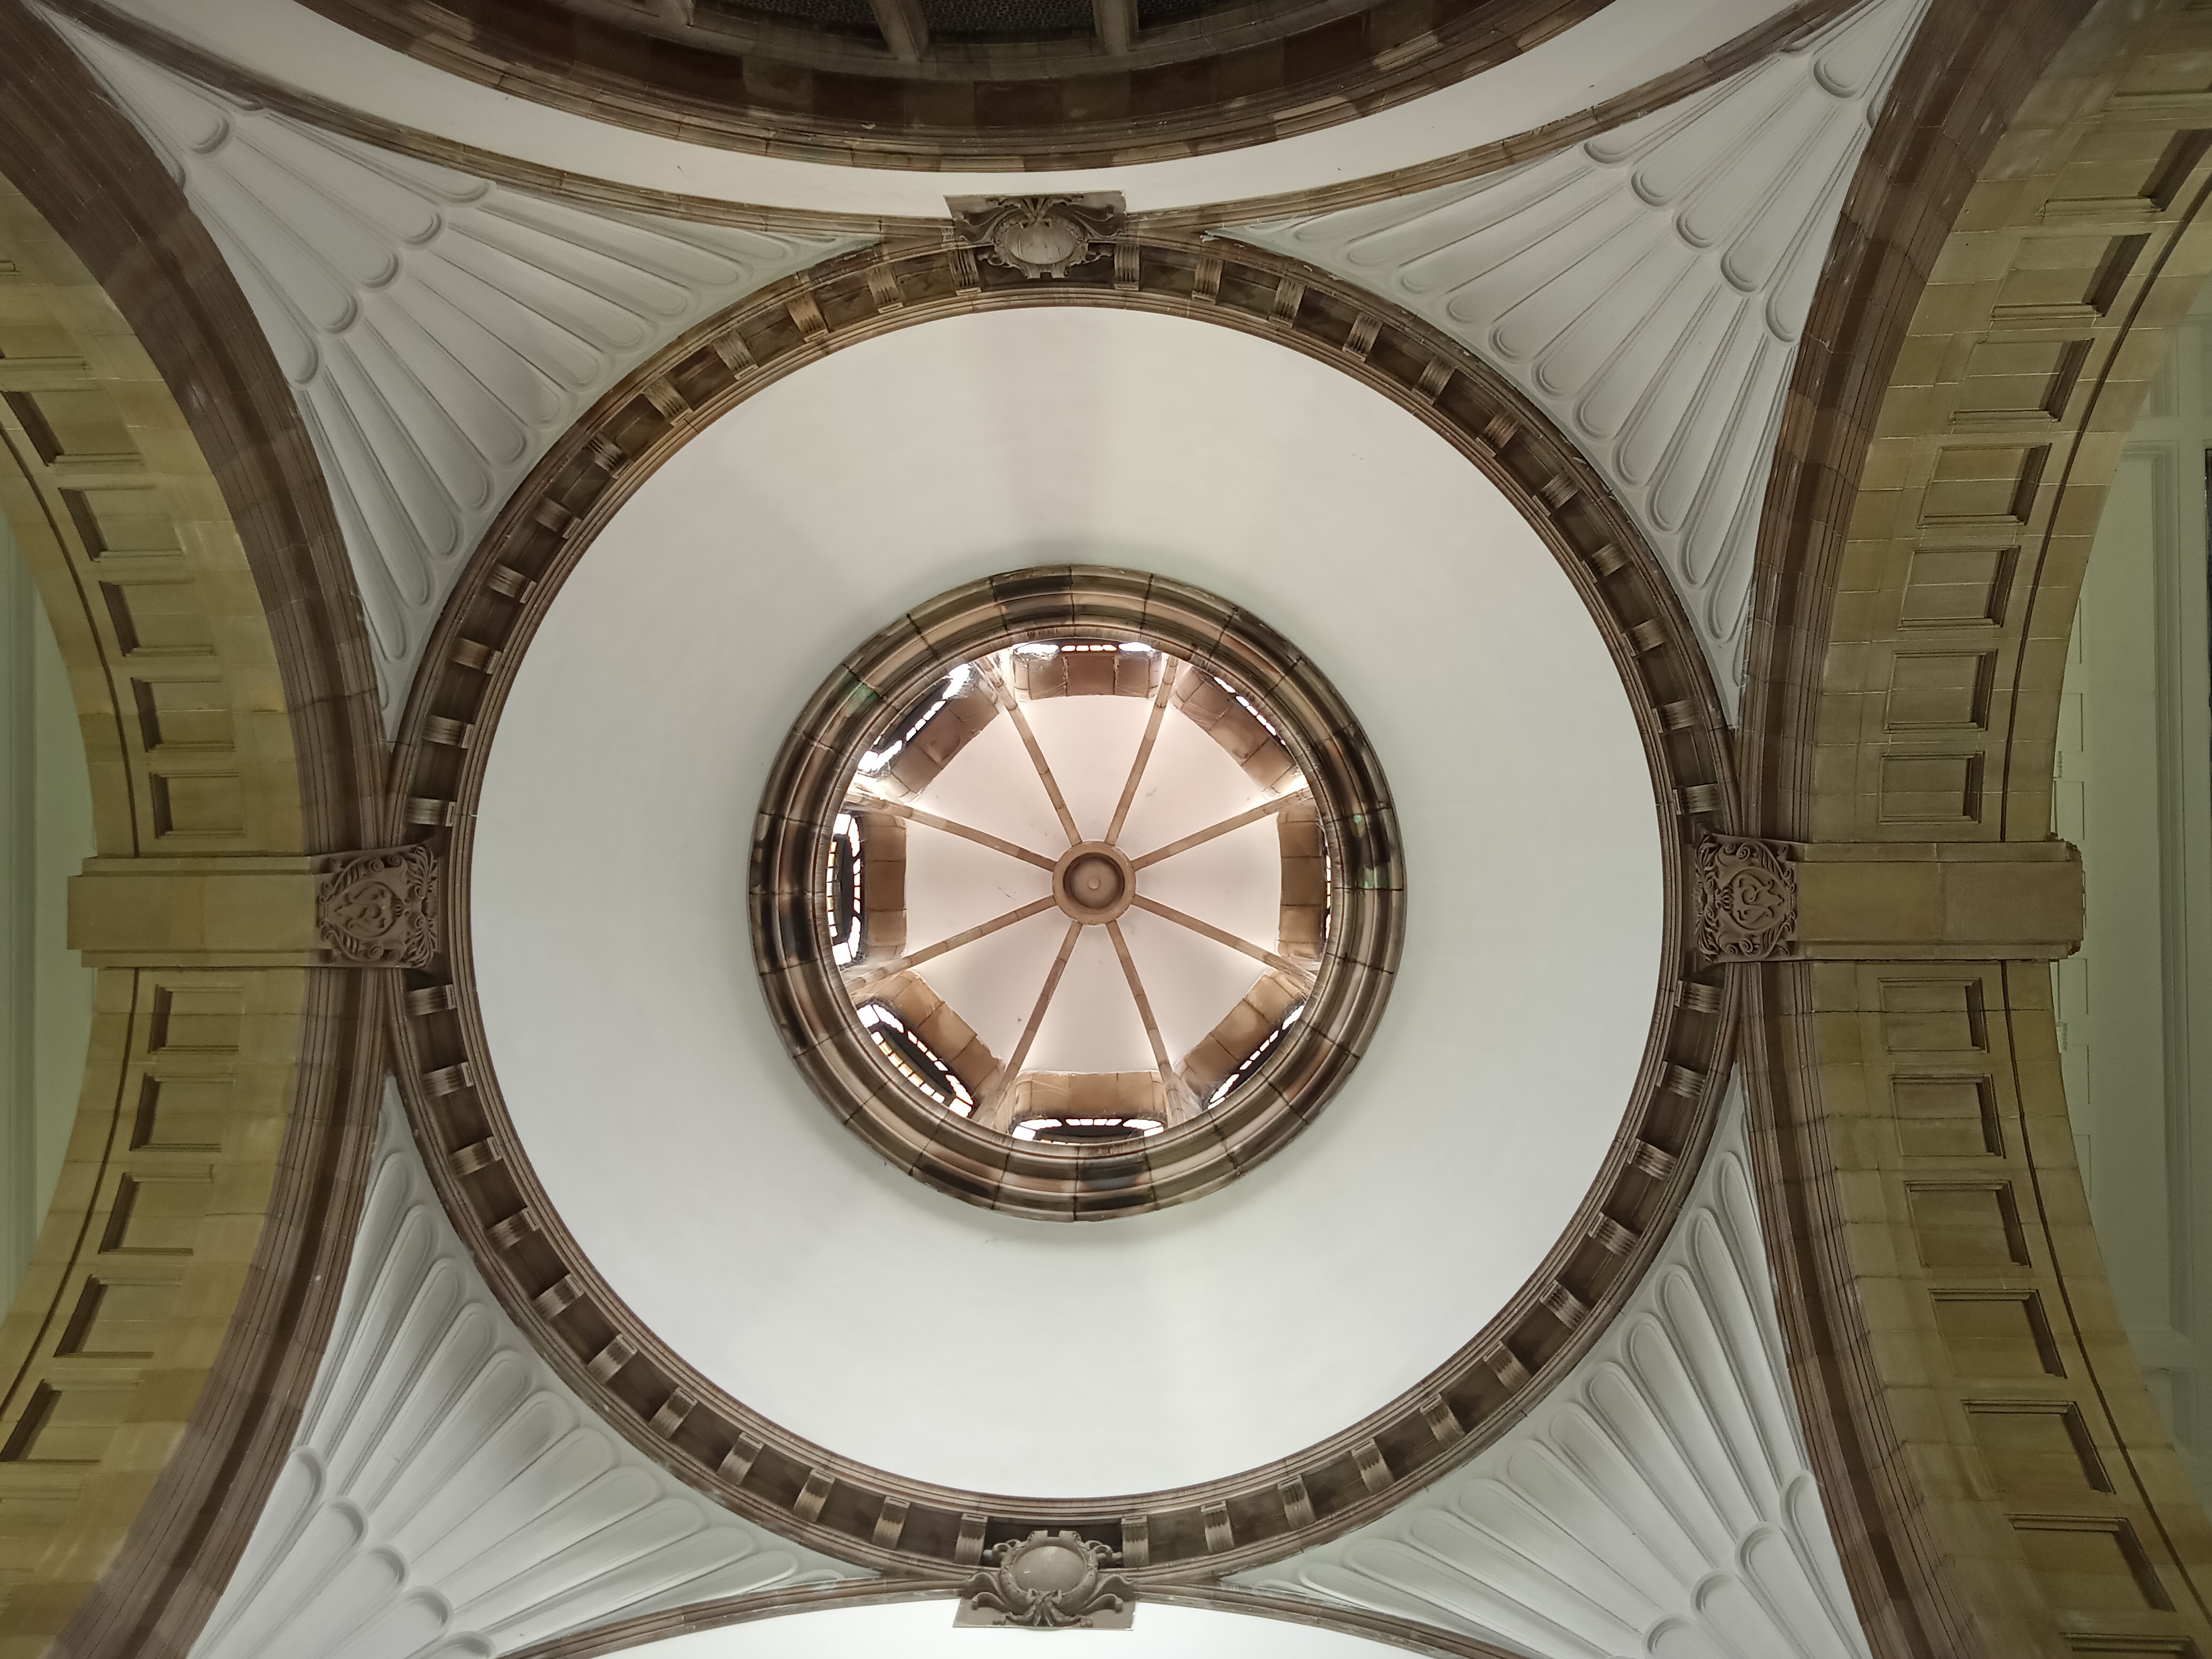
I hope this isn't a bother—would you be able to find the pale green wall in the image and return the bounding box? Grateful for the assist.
[0,513,96,1308]
[2059,286,2212,1511]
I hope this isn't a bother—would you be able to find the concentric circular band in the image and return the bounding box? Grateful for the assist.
[383,238,1737,1577]
[752,567,1403,1220]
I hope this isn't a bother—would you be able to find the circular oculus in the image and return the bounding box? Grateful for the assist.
[752,567,1404,1220]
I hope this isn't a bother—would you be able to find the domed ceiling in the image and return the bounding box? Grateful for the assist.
[1,1,2006,1655]
[464,306,1667,1497]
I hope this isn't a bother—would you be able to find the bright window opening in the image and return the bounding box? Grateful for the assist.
[858,1001,975,1114]
[1210,1003,1304,1107]
[858,664,970,775]
[826,811,862,967]
[1012,1116,1166,1143]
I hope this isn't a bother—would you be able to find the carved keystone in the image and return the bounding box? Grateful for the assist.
[1694,835,1798,960]
[946,194,1125,280]
[955,1530,1134,1629]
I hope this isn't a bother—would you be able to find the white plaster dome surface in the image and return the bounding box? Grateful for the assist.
[637,1601,1407,1659]
[471,307,1663,1497]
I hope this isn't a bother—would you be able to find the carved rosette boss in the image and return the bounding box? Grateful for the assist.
[1693,835,1797,961]
[956,1530,1135,1629]
[316,846,440,967]
[946,193,1125,280]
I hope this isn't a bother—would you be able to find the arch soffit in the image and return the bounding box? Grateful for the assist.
[0,7,387,1656]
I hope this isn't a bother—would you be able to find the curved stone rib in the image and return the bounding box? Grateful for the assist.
[1129,787,1311,871]
[982,662,1083,846]
[854,795,1057,871]
[1105,660,1180,845]
[1105,918,1179,1111]
[845,896,1057,995]
[1132,895,1304,976]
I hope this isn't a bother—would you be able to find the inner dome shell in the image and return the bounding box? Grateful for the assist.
[831,637,1318,1150]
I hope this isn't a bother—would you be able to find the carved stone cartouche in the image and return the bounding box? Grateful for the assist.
[316,845,440,967]
[1693,835,1797,961]
[955,1529,1134,1629]
[946,194,1125,280]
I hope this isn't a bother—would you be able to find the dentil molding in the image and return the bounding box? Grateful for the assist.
[45,9,865,725]
[1226,0,1929,713]
[187,1088,866,1659]
[1233,1078,1871,1659]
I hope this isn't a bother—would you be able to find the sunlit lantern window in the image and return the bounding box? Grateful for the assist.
[857,664,970,775]
[1211,1003,1304,1107]
[857,1001,975,1114]
[1012,1117,1166,1143]
[825,812,862,967]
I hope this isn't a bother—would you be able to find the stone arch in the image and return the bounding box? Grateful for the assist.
[383,233,1738,1576]
[0,10,388,1655]
[1742,1,2212,1654]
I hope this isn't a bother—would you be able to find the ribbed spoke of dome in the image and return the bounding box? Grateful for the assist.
[847,895,1058,994]
[1129,784,1311,872]
[982,661,1082,847]
[1132,893,1308,979]
[844,636,1312,1118]
[1105,664,1179,845]
[983,918,1085,1126]
[856,795,1058,870]
[1106,917,1189,1120]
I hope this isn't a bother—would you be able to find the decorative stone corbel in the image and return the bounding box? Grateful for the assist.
[1694,835,1798,960]
[1695,836,2084,962]
[315,845,440,967]
[954,1530,1135,1629]
[945,194,1125,280]
[66,845,441,968]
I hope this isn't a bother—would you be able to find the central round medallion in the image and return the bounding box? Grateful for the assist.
[1054,844,1133,922]
[754,567,1404,1219]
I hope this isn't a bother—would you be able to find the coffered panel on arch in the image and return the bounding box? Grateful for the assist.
[49,11,866,723]
[1228,0,1930,713]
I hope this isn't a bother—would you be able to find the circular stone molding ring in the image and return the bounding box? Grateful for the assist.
[752,566,1404,1220]
[1053,843,1135,923]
